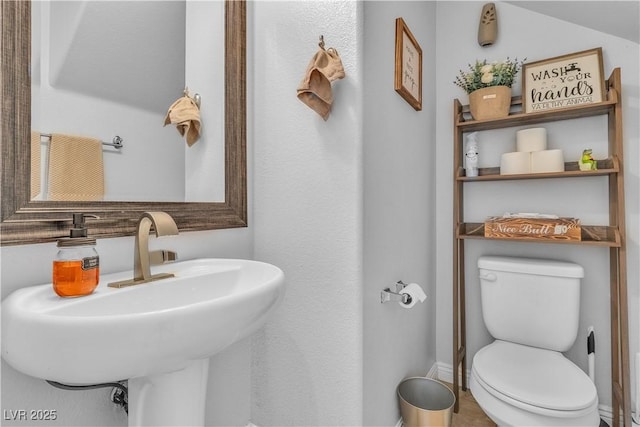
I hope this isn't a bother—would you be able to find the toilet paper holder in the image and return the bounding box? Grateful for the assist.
[380,281,411,304]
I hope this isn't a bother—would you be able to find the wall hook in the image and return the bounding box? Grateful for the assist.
[183,86,201,109]
[318,35,325,50]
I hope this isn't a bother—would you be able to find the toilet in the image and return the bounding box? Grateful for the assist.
[470,256,601,427]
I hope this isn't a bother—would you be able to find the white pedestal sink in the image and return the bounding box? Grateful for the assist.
[2,258,285,426]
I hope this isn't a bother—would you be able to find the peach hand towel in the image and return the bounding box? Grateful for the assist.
[47,133,104,201]
[31,131,41,199]
[297,47,345,120]
[164,96,201,146]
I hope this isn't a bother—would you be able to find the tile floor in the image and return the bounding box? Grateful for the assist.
[446,383,496,427]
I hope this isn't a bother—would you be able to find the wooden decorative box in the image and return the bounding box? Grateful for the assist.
[484,216,581,241]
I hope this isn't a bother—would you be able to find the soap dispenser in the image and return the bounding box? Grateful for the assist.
[53,213,99,297]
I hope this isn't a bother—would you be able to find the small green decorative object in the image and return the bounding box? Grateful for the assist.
[579,148,597,171]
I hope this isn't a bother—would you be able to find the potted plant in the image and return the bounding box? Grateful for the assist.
[454,58,525,120]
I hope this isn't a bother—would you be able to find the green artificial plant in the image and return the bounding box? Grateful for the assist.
[454,58,526,94]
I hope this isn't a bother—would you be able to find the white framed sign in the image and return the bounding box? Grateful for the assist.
[522,48,605,113]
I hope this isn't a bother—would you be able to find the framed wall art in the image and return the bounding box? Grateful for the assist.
[394,17,422,111]
[522,47,605,113]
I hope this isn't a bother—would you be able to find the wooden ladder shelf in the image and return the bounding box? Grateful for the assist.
[452,68,631,427]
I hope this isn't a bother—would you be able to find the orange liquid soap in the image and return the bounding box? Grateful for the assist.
[53,260,99,297]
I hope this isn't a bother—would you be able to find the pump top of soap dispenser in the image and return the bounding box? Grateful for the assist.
[70,213,89,238]
[58,213,97,247]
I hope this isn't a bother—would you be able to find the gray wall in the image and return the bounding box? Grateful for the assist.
[362,2,438,425]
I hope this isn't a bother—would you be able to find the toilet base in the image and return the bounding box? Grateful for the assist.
[470,368,601,427]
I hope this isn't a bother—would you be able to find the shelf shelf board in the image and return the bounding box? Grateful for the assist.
[457,222,620,247]
[457,157,619,182]
[455,88,618,132]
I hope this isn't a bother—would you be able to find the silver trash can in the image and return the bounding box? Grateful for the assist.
[397,377,456,427]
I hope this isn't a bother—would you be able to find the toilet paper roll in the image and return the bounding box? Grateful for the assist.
[531,149,564,173]
[500,151,531,175]
[399,283,427,309]
[516,127,547,152]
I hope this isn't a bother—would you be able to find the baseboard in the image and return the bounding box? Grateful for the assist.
[426,362,439,379]
[434,360,470,385]
[598,405,613,426]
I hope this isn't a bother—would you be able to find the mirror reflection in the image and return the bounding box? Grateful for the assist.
[31,0,224,202]
[1,0,246,246]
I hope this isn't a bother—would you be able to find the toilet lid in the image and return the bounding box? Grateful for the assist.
[473,340,598,412]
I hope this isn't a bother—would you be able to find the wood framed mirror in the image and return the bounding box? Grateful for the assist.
[1,0,246,246]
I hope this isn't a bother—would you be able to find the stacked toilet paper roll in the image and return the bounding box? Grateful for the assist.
[500,128,564,175]
[531,149,564,173]
[500,152,530,175]
[516,127,547,152]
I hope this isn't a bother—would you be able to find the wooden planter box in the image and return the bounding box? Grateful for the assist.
[484,216,581,241]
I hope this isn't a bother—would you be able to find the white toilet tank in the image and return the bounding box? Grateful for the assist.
[478,256,584,352]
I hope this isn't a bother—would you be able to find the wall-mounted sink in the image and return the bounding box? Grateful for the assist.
[2,258,285,426]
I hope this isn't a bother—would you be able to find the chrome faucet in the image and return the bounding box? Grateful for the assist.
[109,212,179,288]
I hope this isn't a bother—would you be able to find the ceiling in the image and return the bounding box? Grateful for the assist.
[505,1,639,44]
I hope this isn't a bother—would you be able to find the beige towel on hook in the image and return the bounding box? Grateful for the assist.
[164,96,201,146]
[47,134,104,201]
[297,47,345,120]
[31,131,41,199]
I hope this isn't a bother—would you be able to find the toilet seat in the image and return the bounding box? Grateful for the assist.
[472,340,598,417]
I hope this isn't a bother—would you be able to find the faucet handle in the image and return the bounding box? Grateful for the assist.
[149,250,178,266]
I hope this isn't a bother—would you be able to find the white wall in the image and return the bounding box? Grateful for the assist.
[46,1,185,115]
[250,1,364,425]
[434,1,640,414]
[362,2,437,425]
